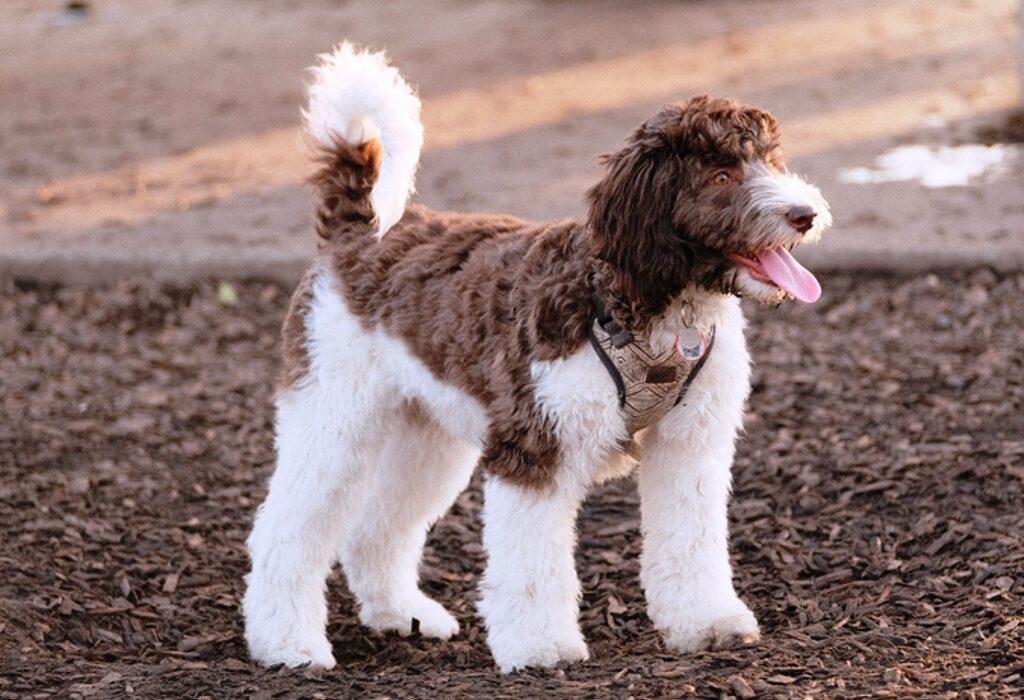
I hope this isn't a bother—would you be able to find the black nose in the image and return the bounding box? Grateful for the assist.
[787,205,816,233]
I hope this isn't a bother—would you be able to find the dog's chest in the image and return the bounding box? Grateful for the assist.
[532,292,727,458]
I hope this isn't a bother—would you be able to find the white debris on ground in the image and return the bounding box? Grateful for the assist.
[839,143,1020,188]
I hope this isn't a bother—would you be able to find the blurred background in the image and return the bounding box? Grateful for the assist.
[1,0,1021,283]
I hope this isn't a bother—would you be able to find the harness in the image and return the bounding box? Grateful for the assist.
[588,287,715,438]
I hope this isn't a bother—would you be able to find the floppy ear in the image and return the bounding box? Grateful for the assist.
[585,113,695,318]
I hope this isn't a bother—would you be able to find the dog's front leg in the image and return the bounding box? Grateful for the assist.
[478,472,589,672]
[638,418,760,653]
[636,301,760,653]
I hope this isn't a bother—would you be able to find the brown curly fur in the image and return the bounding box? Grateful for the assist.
[281,96,787,487]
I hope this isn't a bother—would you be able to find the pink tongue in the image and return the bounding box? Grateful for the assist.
[758,248,821,303]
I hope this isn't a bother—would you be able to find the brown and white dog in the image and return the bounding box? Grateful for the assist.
[243,43,831,673]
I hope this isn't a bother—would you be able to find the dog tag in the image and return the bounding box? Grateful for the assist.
[675,327,708,361]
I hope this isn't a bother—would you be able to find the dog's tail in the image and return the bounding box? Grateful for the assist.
[304,42,423,242]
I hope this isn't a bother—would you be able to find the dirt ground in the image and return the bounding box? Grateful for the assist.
[1,271,1022,699]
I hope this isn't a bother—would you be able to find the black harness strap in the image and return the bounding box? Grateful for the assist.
[588,324,627,408]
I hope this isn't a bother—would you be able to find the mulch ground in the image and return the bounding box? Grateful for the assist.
[1,270,1021,699]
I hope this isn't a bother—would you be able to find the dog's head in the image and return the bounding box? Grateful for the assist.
[587,96,831,311]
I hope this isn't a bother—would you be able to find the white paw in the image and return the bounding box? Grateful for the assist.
[662,602,760,653]
[360,592,459,640]
[488,627,589,673]
[247,633,336,670]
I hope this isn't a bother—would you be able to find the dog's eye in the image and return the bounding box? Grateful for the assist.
[712,172,731,185]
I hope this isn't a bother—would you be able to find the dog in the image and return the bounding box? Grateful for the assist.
[243,42,831,673]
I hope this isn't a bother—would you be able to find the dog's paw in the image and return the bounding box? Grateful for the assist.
[247,634,337,670]
[360,592,459,640]
[662,603,760,653]
[488,627,589,673]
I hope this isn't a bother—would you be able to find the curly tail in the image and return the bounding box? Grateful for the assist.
[304,42,423,242]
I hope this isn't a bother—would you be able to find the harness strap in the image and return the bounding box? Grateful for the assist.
[588,324,627,407]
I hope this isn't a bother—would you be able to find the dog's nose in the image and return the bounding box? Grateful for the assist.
[787,205,816,233]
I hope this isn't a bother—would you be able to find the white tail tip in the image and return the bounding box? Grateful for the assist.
[304,42,424,237]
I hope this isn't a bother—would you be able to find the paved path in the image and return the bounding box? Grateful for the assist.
[1,0,1021,284]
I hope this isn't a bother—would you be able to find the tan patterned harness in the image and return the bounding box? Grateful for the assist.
[589,289,715,437]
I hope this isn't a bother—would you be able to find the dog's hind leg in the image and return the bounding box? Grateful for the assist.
[243,371,388,669]
[338,402,478,640]
[243,382,385,669]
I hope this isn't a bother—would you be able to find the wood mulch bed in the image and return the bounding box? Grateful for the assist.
[1,270,1021,698]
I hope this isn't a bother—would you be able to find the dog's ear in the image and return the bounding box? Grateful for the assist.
[586,107,694,317]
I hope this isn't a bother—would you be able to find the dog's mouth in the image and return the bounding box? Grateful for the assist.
[726,247,821,303]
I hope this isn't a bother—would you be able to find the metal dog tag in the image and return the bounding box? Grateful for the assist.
[675,327,708,361]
